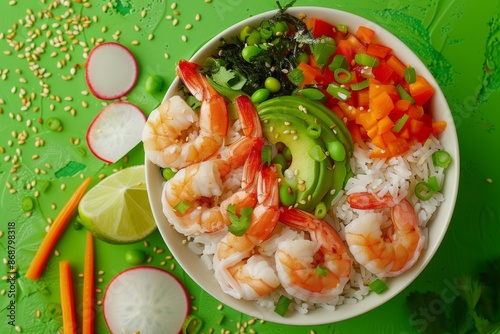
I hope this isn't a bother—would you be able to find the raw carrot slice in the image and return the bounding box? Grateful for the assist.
[83,232,95,334]
[60,261,77,334]
[26,177,92,280]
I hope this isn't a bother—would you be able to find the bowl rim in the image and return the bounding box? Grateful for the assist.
[145,6,460,325]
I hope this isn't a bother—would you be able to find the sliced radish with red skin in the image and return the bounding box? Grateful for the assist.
[86,42,138,100]
[87,101,146,163]
[103,266,190,334]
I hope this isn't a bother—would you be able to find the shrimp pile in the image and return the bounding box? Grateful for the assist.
[143,60,428,310]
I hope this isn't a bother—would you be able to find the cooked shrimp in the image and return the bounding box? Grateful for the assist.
[345,192,425,277]
[142,59,228,169]
[213,150,281,300]
[276,207,352,304]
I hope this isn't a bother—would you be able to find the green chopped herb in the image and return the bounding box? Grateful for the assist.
[227,204,253,236]
[288,68,305,86]
[274,295,292,317]
[308,145,327,162]
[173,200,191,214]
[392,114,409,133]
[327,83,351,101]
[354,53,380,67]
[182,314,203,334]
[415,181,434,201]
[404,66,417,84]
[369,279,388,294]
[351,79,370,91]
[161,168,176,181]
[329,54,349,71]
[432,150,451,168]
[396,84,415,104]
[306,123,322,139]
[315,264,328,276]
[334,67,352,84]
[314,202,327,219]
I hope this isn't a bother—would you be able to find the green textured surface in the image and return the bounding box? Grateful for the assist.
[1,0,499,333]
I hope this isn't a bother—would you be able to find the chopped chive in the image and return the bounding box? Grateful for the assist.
[369,279,388,294]
[396,84,415,104]
[336,24,348,33]
[274,295,291,316]
[215,313,225,325]
[22,196,34,211]
[315,264,328,276]
[296,88,325,100]
[327,83,351,101]
[334,67,352,84]
[308,145,327,162]
[404,66,417,84]
[350,79,370,91]
[306,123,322,139]
[45,117,62,131]
[314,202,327,219]
[182,314,203,334]
[354,53,380,67]
[329,54,349,71]
[392,114,409,133]
[432,150,451,168]
[415,181,434,201]
[288,68,305,86]
[161,168,176,181]
[174,200,191,214]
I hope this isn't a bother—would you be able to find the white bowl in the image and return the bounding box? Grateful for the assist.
[145,6,459,325]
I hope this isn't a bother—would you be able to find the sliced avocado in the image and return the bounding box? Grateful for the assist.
[259,112,333,212]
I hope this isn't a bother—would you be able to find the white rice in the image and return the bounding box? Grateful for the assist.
[177,134,448,314]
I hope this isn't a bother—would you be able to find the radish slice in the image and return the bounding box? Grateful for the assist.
[103,266,190,334]
[86,42,138,100]
[87,101,146,163]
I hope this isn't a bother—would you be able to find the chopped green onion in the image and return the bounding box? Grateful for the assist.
[22,196,34,211]
[279,184,297,207]
[369,279,388,294]
[272,154,287,170]
[392,114,409,133]
[404,66,417,84]
[261,145,272,166]
[282,146,292,161]
[315,264,328,276]
[427,175,440,191]
[296,88,325,100]
[329,54,349,71]
[334,68,352,84]
[415,181,434,201]
[314,202,327,219]
[396,84,415,104]
[306,123,322,139]
[161,168,176,181]
[336,24,348,33]
[182,314,203,334]
[351,79,370,91]
[288,68,305,86]
[327,141,346,161]
[327,83,351,101]
[274,295,292,316]
[45,117,62,131]
[215,313,225,325]
[310,38,337,68]
[308,145,327,162]
[432,150,451,168]
[227,205,253,236]
[354,53,380,67]
[174,200,191,214]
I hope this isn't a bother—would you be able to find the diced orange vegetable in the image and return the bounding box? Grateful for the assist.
[297,61,323,87]
[356,26,375,44]
[26,177,92,280]
[387,137,410,156]
[345,33,367,53]
[394,99,412,112]
[83,232,95,334]
[367,43,392,58]
[356,89,370,108]
[369,81,399,101]
[410,119,425,134]
[385,54,406,78]
[432,120,447,136]
[366,125,379,139]
[60,261,77,334]
[377,116,395,134]
[409,75,435,106]
[338,101,359,121]
[371,134,385,148]
[382,130,397,144]
[356,110,378,130]
[407,105,424,120]
[348,123,369,150]
[369,90,394,119]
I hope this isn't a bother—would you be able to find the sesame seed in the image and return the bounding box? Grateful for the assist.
[172,18,178,26]
[195,14,201,21]
[131,40,139,45]
[486,177,493,183]
[54,250,60,256]
[185,24,192,30]
[181,35,187,42]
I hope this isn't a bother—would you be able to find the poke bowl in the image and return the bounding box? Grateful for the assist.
[144,6,459,325]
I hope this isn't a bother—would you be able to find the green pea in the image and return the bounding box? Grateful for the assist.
[264,77,281,93]
[241,45,261,62]
[314,201,327,219]
[251,88,270,103]
[125,249,146,265]
[295,51,310,65]
[272,21,289,36]
[279,184,297,207]
[45,117,62,132]
[22,196,34,211]
[272,154,287,170]
[327,141,346,161]
[145,74,164,94]
[162,167,176,181]
[245,29,261,46]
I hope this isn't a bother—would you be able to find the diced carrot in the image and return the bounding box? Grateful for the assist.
[297,61,323,87]
[394,99,412,112]
[387,137,410,156]
[26,177,92,280]
[385,54,406,78]
[356,110,378,130]
[60,261,77,334]
[432,120,447,136]
[371,133,385,148]
[377,116,395,134]
[382,130,397,144]
[410,119,425,134]
[366,125,379,139]
[356,89,370,108]
[369,90,394,119]
[83,232,95,334]
[369,81,399,101]
[409,75,435,106]
[356,26,375,44]
[398,127,411,139]
[367,43,392,58]
[407,104,424,120]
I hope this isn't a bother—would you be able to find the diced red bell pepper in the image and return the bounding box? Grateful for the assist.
[414,125,433,143]
[335,39,357,64]
[385,54,406,79]
[432,120,447,137]
[387,137,410,156]
[372,61,395,84]
[307,18,336,39]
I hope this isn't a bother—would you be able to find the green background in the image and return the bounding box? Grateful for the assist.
[1,0,499,333]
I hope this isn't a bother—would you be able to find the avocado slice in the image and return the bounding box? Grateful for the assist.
[258,95,354,207]
[259,112,333,212]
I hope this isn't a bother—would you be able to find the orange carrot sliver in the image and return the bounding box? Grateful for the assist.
[26,177,92,280]
[83,232,95,334]
[60,260,77,334]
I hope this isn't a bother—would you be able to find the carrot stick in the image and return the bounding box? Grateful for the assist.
[83,231,95,334]
[59,260,77,334]
[26,177,92,280]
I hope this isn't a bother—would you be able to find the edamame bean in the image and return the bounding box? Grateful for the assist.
[246,29,261,46]
[251,88,270,103]
[125,249,146,265]
[327,141,346,161]
[279,184,297,207]
[241,45,261,62]
[264,77,281,93]
[145,74,164,94]
[272,21,289,36]
[295,51,310,65]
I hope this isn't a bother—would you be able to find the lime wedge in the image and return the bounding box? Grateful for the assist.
[78,165,156,244]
